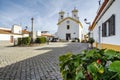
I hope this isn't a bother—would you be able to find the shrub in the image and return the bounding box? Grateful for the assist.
[35,37,41,43]
[59,49,120,80]
[24,37,31,45]
[17,37,31,45]
[88,38,95,44]
[40,36,46,43]
[35,37,46,44]
[18,38,22,45]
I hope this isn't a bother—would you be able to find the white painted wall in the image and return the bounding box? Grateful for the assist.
[13,35,22,39]
[0,34,29,42]
[11,25,22,34]
[57,18,82,40]
[23,34,29,37]
[36,31,41,36]
[93,0,120,45]
[0,34,11,41]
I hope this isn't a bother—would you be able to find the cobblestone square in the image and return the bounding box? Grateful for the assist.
[0,42,88,80]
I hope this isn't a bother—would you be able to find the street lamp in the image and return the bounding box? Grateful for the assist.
[84,18,91,25]
[84,18,92,38]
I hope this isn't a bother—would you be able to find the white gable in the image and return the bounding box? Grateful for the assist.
[56,18,83,41]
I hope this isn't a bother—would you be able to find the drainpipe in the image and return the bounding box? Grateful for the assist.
[98,26,101,48]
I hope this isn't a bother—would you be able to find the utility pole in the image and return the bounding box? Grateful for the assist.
[31,17,34,43]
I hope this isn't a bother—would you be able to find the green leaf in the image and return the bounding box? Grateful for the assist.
[104,49,117,59]
[87,62,97,73]
[75,71,85,80]
[109,61,120,73]
[115,52,120,59]
[86,49,96,57]
[118,73,120,79]
[81,50,87,54]
[59,52,72,62]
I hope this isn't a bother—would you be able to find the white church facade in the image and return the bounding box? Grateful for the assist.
[56,8,83,42]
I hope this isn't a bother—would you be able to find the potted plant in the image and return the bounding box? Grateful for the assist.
[88,38,95,48]
[59,49,120,80]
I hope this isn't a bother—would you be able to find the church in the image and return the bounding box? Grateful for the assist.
[56,8,83,42]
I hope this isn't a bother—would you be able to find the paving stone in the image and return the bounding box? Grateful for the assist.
[0,42,88,80]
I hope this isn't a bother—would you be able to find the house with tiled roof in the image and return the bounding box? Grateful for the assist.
[56,8,83,42]
[89,0,120,51]
[36,31,53,37]
[0,25,29,43]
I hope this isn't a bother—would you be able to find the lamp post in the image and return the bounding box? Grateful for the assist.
[84,18,92,38]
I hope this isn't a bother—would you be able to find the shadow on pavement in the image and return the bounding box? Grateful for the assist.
[0,42,88,80]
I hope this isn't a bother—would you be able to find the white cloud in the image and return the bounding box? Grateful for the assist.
[0,0,99,34]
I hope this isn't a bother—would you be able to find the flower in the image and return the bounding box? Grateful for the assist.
[97,59,101,64]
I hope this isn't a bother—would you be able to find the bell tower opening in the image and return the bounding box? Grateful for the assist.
[59,10,65,21]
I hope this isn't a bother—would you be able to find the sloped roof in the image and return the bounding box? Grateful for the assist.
[0,29,30,35]
[57,17,83,28]
[89,0,109,30]
[0,29,11,34]
[41,33,53,37]
[22,30,30,34]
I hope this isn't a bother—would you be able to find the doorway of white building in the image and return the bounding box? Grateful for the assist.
[10,36,14,43]
[66,33,71,41]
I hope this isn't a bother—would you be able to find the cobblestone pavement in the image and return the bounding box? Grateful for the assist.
[0,42,88,80]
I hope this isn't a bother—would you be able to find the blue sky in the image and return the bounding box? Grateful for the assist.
[0,0,102,34]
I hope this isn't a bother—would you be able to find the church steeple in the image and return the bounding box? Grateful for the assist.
[58,10,65,21]
[72,7,79,20]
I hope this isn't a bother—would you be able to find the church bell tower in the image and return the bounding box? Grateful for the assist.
[58,10,65,21]
[72,7,79,20]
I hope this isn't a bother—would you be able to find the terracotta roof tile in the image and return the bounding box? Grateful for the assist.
[0,29,11,34]
[41,33,53,37]
[22,30,30,34]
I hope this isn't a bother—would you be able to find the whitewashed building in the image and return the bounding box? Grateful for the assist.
[89,0,120,51]
[36,31,53,37]
[0,25,29,43]
[56,8,83,41]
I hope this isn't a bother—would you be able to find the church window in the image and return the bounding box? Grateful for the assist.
[67,20,70,23]
[67,25,70,30]
[61,15,63,19]
[74,15,76,17]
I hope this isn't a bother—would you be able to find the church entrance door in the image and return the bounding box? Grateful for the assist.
[66,33,71,41]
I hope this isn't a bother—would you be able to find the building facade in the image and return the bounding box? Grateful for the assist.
[89,0,120,51]
[56,8,83,41]
[0,25,29,43]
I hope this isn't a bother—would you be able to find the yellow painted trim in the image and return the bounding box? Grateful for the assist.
[79,22,83,28]
[93,42,98,48]
[101,43,120,51]
[57,17,83,28]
